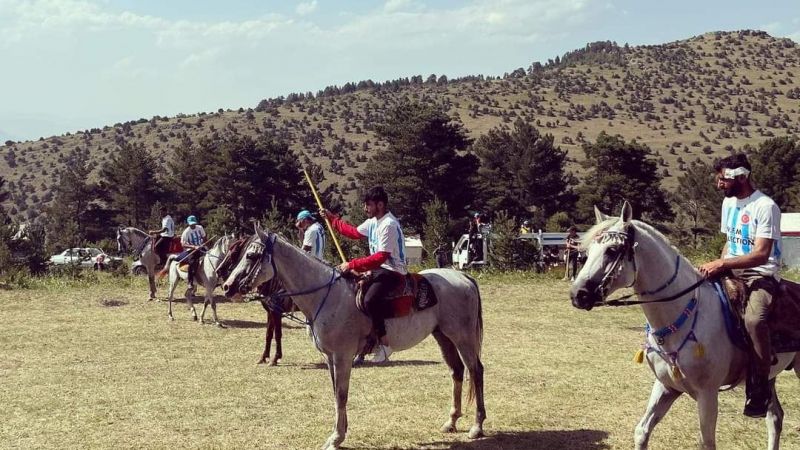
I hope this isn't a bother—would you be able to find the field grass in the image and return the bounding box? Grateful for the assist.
[1,273,799,449]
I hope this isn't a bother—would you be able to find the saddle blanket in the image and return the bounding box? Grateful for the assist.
[720,276,800,353]
[356,272,438,319]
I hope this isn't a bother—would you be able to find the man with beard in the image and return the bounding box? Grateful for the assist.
[699,153,782,418]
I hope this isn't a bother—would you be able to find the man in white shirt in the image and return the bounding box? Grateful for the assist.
[320,186,407,363]
[176,215,207,289]
[699,153,782,418]
[295,209,326,261]
[148,205,175,270]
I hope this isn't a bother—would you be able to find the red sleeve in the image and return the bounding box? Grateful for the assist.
[328,214,365,240]
[348,251,390,272]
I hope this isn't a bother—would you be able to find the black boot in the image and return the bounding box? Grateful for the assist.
[743,373,770,418]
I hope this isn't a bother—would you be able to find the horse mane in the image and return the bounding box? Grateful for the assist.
[581,218,685,259]
[273,233,336,272]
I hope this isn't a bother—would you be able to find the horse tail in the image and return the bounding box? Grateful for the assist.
[463,273,483,404]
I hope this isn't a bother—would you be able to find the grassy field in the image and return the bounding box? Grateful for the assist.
[1,272,799,449]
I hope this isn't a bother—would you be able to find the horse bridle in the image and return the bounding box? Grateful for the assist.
[593,225,706,307]
[594,227,638,301]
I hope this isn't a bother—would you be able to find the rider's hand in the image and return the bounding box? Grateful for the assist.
[337,262,350,273]
[319,208,332,220]
[698,259,725,279]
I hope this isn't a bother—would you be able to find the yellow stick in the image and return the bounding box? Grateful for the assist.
[303,169,347,264]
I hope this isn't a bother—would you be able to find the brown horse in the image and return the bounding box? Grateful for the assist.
[255,277,297,365]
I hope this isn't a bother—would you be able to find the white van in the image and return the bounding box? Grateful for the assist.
[451,231,582,270]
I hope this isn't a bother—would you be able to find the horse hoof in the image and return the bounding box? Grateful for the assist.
[168,316,174,321]
[192,316,198,322]
[440,423,457,433]
[467,426,485,439]
[215,322,226,329]
[257,359,267,365]
[268,360,278,367]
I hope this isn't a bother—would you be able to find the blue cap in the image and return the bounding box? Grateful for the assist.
[296,210,313,222]
[187,215,198,225]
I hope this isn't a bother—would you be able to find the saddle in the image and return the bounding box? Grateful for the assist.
[167,237,183,254]
[718,273,800,354]
[355,272,438,319]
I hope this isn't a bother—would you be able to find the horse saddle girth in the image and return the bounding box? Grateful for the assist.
[719,274,800,353]
[356,272,438,319]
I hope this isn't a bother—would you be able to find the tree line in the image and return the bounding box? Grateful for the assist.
[2,101,799,271]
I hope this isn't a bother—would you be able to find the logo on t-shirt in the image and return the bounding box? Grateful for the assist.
[741,214,750,224]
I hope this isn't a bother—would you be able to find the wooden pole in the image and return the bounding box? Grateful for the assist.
[303,169,347,264]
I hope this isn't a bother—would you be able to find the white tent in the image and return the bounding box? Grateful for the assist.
[781,213,800,269]
[404,236,424,266]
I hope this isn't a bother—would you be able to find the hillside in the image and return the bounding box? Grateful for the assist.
[1,30,799,221]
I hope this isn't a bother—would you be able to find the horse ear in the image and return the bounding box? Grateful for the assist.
[254,222,268,242]
[620,201,633,223]
[594,205,608,224]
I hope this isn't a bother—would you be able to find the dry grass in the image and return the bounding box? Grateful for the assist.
[1,273,799,449]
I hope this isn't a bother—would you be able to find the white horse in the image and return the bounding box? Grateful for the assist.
[117,226,165,300]
[220,224,486,450]
[570,201,800,450]
[165,234,233,325]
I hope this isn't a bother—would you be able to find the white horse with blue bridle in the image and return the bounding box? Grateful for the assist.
[570,202,799,450]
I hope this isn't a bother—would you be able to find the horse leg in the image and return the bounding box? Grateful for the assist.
[148,272,157,300]
[432,331,464,433]
[633,380,681,450]
[270,311,283,366]
[167,268,179,321]
[322,354,353,450]
[765,378,783,450]
[449,335,485,439]
[199,291,210,325]
[257,303,271,364]
[696,390,719,450]
[263,314,276,365]
[185,278,197,321]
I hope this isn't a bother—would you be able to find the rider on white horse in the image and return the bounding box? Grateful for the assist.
[177,215,207,290]
[320,186,407,363]
[698,153,783,418]
[296,209,326,261]
[148,205,175,270]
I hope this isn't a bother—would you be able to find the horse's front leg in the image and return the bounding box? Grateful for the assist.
[766,378,783,450]
[259,313,275,365]
[322,354,353,450]
[270,311,283,366]
[696,389,718,450]
[147,272,157,300]
[634,380,681,450]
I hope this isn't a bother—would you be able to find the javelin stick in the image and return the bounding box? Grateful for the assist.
[303,169,347,264]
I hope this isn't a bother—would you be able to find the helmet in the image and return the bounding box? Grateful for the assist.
[186,215,198,225]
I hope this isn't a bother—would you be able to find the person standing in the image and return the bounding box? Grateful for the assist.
[564,226,581,281]
[699,153,782,418]
[296,209,326,261]
[319,186,407,364]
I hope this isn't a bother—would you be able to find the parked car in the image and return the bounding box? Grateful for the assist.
[49,248,122,270]
[131,259,147,275]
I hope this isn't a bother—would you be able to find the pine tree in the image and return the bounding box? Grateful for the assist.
[357,102,478,233]
[575,132,674,224]
[472,119,574,228]
[670,159,722,248]
[747,137,800,211]
[167,136,210,219]
[45,149,96,250]
[487,210,517,271]
[421,197,451,265]
[99,142,163,228]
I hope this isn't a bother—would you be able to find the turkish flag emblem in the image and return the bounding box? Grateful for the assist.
[741,214,750,224]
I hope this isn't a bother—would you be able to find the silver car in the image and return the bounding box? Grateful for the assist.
[49,248,121,270]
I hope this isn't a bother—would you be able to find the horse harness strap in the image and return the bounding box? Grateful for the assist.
[647,297,697,345]
[601,277,706,307]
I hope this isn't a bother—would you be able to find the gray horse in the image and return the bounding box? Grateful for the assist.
[221,224,486,450]
[165,234,233,325]
[117,226,164,300]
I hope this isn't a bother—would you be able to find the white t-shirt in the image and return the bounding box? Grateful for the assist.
[161,215,175,237]
[357,212,407,275]
[720,190,782,276]
[181,225,207,247]
[302,222,326,261]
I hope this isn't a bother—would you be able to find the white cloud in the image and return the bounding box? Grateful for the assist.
[296,0,318,16]
[384,0,413,13]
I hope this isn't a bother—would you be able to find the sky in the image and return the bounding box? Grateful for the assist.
[1,0,798,142]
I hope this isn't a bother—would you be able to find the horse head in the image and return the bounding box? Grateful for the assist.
[116,227,130,253]
[221,223,276,297]
[570,201,638,310]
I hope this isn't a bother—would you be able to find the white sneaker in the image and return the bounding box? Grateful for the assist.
[370,345,393,363]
